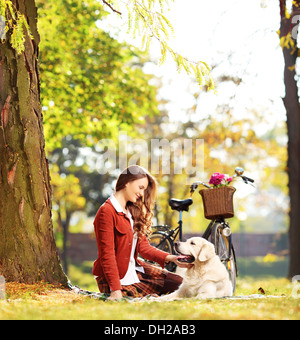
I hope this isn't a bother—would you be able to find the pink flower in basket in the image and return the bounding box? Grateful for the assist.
[209,172,233,187]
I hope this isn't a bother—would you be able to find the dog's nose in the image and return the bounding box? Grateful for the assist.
[174,241,179,247]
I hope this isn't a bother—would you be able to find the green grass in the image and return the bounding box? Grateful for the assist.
[0,259,299,320]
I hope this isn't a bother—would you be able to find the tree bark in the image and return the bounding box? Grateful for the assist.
[279,0,300,278]
[0,0,67,285]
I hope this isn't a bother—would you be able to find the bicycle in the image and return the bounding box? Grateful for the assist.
[148,167,255,293]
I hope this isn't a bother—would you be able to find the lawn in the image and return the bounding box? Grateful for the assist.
[0,259,299,321]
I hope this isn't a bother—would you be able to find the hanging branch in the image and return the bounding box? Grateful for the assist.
[100,1,215,90]
[101,0,122,15]
[125,0,215,90]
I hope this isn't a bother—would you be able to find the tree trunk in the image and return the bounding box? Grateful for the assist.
[0,0,67,285]
[57,210,71,275]
[279,0,300,278]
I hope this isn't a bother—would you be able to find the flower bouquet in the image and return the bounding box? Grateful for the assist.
[209,172,233,187]
[200,172,236,220]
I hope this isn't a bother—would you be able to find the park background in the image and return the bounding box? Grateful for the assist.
[1,0,300,320]
[36,0,290,290]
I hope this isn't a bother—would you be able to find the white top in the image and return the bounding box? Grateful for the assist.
[109,195,144,286]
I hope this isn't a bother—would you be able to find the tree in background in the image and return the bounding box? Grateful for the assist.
[51,165,86,274]
[278,0,300,278]
[37,0,159,151]
[49,138,112,274]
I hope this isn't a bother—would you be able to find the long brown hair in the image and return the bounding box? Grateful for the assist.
[115,165,157,238]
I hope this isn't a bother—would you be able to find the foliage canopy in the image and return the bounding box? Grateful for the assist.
[36,0,159,151]
[0,0,214,90]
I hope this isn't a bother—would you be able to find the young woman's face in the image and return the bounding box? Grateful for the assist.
[125,177,149,203]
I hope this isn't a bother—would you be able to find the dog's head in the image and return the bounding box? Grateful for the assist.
[175,237,216,264]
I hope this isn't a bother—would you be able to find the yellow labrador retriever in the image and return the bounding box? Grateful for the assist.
[157,237,233,300]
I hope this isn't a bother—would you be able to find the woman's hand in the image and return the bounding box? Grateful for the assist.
[165,254,194,269]
[108,290,123,300]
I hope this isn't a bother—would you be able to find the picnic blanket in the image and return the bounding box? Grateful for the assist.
[68,281,284,302]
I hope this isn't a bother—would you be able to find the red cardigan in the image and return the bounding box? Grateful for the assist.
[92,199,169,292]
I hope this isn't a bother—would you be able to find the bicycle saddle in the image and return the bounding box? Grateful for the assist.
[169,198,193,212]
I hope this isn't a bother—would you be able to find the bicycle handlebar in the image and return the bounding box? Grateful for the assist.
[241,175,254,183]
[190,168,255,194]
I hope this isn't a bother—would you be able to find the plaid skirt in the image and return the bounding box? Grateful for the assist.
[96,263,183,298]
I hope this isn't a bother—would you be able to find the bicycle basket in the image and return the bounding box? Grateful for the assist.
[199,186,236,220]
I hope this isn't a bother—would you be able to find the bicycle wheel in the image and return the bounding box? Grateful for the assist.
[149,232,176,272]
[211,223,237,294]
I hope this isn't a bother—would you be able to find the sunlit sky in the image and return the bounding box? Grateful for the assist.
[152,0,285,124]
[98,0,286,128]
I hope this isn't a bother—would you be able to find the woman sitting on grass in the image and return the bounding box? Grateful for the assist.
[93,165,191,300]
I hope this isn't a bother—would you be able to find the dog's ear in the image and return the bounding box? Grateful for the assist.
[198,242,215,262]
